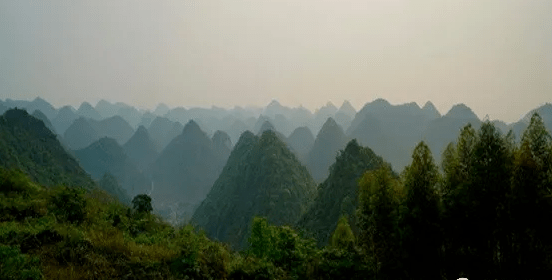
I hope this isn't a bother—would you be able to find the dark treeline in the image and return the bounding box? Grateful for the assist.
[355,112,552,279]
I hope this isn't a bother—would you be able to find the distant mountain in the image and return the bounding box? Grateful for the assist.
[52,106,79,135]
[227,119,250,146]
[347,99,440,171]
[123,126,159,170]
[286,126,315,162]
[148,117,183,152]
[0,101,7,115]
[212,130,232,162]
[32,110,56,134]
[312,102,339,134]
[148,120,227,221]
[77,102,102,120]
[117,104,142,128]
[89,115,135,145]
[306,117,349,182]
[3,97,57,121]
[192,130,317,249]
[298,139,386,246]
[0,108,95,189]
[74,137,151,196]
[422,104,481,163]
[63,117,100,150]
[95,99,120,119]
[334,101,356,131]
[154,103,170,116]
[98,172,131,205]
[513,103,552,140]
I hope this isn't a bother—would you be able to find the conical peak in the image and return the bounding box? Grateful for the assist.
[422,101,437,111]
[182,119,203,135]
[235,130,258,148]
[267,99,282,108]
[258,120,276,134]
[58,105,75,114]
[445,103,478,120]
[78,102,94,111]
[135,125,149,136]
[321,117,339,131]
[213,130,231,143]
[339,100,356,111]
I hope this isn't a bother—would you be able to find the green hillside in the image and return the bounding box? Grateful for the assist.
[192,130,317,250]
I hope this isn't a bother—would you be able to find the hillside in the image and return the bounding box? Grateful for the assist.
[123,125,159,170]
[74,137,151,196]
[148,120,227,222]
[298,139,386,246]
[0,109,95,189]
[306,117,349,182]
[192,130,317,250]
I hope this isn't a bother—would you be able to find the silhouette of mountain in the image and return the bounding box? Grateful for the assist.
[148,116,183,152]
[286,126,315,162]
[98,172,131,205]
[52,106,79,135]
[74,137,150,196]
[95,99,120,119]
[0,108,95,189]
[227,119,250,146]
[154,103,170,116]
[32,110,56,134]
[306,117,349,182]
[212,130,232,162]
[63,117,100,150]
[123,126,159,170]
[77,102,102,120]
[299,139,386,246]
[148,120,227,221]
[89,115,135,145]
[116,104,142,128]
[192,130,317,249]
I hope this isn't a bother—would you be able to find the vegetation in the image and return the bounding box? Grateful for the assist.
[1,107,552,279]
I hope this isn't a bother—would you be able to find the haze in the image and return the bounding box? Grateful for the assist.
[1,0,551,123]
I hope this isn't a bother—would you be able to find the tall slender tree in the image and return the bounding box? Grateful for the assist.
[400,141,442,279]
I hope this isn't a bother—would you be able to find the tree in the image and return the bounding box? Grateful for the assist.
[50,186,87,224]
[330,216,355,250]
[132,194,153,214]
[400,141,442,279]
[509,113,552,278]
[357,164,401,279]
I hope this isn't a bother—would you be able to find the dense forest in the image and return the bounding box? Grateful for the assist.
[1,101,551,279]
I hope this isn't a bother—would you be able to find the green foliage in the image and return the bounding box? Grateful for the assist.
[330,216,355,250]
[50,186,87,224]
[299,139,385,246]
[132,194,153,214]
[400,141,442,279]
[357,165,401,279]
[0,245,43,280]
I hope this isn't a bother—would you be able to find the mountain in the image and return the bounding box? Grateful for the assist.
[298,139,386,246]
[306,117,349,182]
[76,102,102,120]
[154,103,170,116]
[422,104,481,163]
[256,120,286,141]
[0,101,7,115]
[227,119,250,146]
[89,115,135,145]
[0,108,95,189]
[52,105,79,135]
[116,104,142,128]
[74,137,151,196]
[32,110,56,134]
[95,99,124,119]
[123,125,159,170]
[286,126,315,162]
[346,99,440,171]
[98,172,131,205]
[212,130,232,162]
[334,100,356,130]
[192,130,317,249]
[148,120,227,221]
[148,116,183,152]
[63,117,100,150]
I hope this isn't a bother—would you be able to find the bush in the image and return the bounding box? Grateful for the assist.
[0,244,43,280]
[50,186,87,224]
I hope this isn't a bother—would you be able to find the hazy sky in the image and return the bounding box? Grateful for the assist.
[1,0,551,122]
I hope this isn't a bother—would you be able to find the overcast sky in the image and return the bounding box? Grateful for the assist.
[1,0,551,122]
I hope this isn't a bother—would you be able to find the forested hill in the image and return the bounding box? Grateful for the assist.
[192,130,317,250]
[0,108,95,189]
[298,139,386,246]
